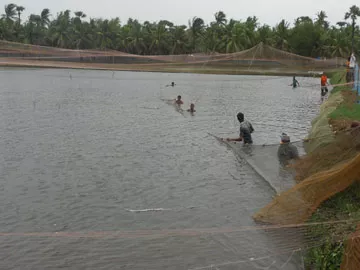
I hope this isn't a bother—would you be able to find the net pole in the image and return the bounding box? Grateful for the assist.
[352,63,359,103]
[357,64,360,104]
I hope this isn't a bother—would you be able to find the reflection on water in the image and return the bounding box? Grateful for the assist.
[0,69,320,269]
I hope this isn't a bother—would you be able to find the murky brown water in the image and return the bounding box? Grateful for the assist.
[0,68,321,269]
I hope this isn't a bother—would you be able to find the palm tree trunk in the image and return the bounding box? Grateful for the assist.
[352,21,355,52]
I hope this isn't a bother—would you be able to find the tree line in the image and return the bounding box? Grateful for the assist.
[0,3,360,57]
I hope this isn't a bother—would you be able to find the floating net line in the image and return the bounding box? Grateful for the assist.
[0,40,346,73]
[0,217,358,269]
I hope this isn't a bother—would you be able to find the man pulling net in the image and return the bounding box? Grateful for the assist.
[290,76,300,88]
[277,133,299,166]
[222,112,254,144]
[320,73,329,97]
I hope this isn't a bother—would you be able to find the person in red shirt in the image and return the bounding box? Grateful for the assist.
[320,73,328,97]
[174,95,183,105]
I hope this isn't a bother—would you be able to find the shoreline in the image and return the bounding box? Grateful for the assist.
[301,70,360,269]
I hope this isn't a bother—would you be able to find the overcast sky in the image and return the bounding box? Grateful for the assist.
[1,0,357,26]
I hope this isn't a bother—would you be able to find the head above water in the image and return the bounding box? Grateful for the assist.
[237,112,244,123]
[280,133,291,143]
[177,95,181,100]
[190,103,195,109]
[171,82,175,86]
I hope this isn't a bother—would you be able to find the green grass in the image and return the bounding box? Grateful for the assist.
[326,69,360,120]
[304,182,360,270]
[329,70,353,95]
[303,70,360,269]
[329,103,360,120]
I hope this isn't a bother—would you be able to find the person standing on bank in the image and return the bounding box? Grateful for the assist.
[349,52,357,85]
[222,112,254,144]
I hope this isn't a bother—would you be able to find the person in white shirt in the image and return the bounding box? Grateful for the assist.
[350,53,356,68]
[349,53,356,84]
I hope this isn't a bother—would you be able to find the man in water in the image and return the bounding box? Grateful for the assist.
[171,82,175,87]
[290,76,300,88]
[187,103,196,113]
[320,73,329,97]
[277,133,299,166]
[174,95,184,105]
[223,112,254,144]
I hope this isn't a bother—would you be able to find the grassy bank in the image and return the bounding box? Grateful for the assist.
[303,70,360,269]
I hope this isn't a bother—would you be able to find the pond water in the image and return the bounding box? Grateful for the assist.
[0,68,321,269]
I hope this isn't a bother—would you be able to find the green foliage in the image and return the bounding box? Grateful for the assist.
[305,183,360,270]
[330,70,353,94]
[329,103,360,120]
[305,240,344,270]
[0,5,359,56]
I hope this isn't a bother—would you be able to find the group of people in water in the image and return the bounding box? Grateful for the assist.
[291,73,329,97]
[169,79,311,166]
[173,95,196,113]
[220,112,299,165]
[168,82,196,113]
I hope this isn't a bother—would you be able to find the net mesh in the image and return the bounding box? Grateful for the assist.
[0,40,345,74]
[304,91,342,153]
[341,224,360,270]
[252,128,360,225]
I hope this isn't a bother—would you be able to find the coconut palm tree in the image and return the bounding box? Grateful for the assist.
[15,5,24,25]
[125,19,145,54]
[256,24,274,45]
[170,25,188,54]
[72,12,92,49]
[344,5,360,52]
[23,14,42,44]
[189,16,204,52]
[148,21,171,54]
[273,19,290,50]
[2,3,17,23]
[48,10,72,48]
[214,11,227,26]
[315,11,329,29]
[39,8,51,28]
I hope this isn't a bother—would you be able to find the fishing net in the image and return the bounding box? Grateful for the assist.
[0,40,346,75]
[212,137,306,194]
[341,224,360,270]
[252,128,360,225]
[304,91,342,153]
[0,38,358,270]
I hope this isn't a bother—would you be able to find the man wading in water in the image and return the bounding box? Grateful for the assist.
[321,73,329,97]
[222,112,254,144]
[187,103,196,113]
[174,95,184,105]
[290,76,300,88]
[277,133,299,166]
